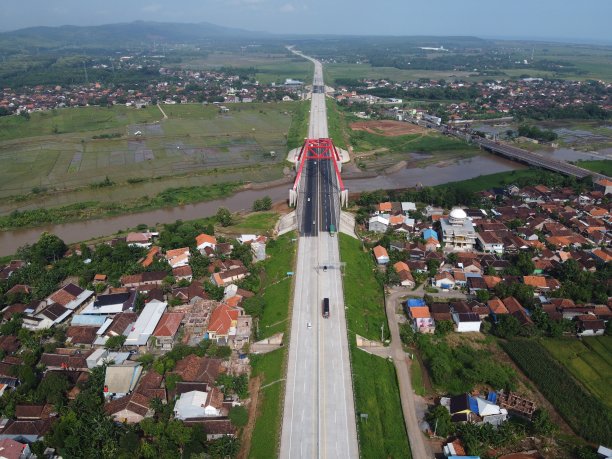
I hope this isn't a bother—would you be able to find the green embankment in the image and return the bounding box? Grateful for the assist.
[326,98,348,150]
[575,159,612,176]
[249,349,285,459]
[0,183,242,230]
[248,232,296,458]
[340,234,387,340]
[286,101,310,150]
[339,233,411,458]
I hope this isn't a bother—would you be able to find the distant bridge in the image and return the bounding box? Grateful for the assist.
[443,127,610,182]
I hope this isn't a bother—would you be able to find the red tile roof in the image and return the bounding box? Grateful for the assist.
[153,312,184,337]
[196,233,217,247]
[208,304,239,336]
[373,245,388,259]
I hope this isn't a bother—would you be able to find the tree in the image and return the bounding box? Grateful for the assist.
[216,207,233,227]
[399,323,416,346]
[36,371,69,406]
[252,196,272,211]
[208,436,240,459]
[435,320,454,336]
[426,405,453,437]
[494,314,521,339]
[516,252,535,276]
[426,259,441,277]
[21,232,67,264]
[476,289,490,303]
[104,335,126,350]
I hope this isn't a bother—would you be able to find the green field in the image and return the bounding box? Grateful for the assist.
[0,102,305,199]
[350,128,479,170]
[248,232,296,458]
[339,233,410,458]
[339,233,388,341]
[222,212,279,236]
[324,63,476,85]
[541,337,612,409]
[351,343,411,459]
[256,233,297,339]
[249,349,286,459]
[575,159,612,176]
[183,52,313,85]
[410,360,426,397]
[0,105,162,141]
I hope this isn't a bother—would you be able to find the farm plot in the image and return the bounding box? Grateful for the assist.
[540,336,612,409]
[0,102,302,198]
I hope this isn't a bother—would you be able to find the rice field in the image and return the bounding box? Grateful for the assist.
[0,101,306,199]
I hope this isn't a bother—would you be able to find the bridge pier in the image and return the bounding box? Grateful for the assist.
[289,189,297,207]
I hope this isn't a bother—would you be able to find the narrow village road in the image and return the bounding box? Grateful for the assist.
[385,288,433,459]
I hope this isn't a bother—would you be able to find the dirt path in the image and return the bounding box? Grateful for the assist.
[386,288,433,459]
[237,375,262,459]
[156,103,168,120]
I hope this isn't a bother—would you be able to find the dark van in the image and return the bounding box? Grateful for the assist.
[322,298,330,318]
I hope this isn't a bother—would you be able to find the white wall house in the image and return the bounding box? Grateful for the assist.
[173,390,221,420]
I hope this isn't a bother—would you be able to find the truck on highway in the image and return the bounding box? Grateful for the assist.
[322,298,330,318]
[329,223,336,236]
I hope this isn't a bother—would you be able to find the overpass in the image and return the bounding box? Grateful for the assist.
[443,127,610,182]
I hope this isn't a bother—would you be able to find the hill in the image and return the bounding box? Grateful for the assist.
[0,21,268,52]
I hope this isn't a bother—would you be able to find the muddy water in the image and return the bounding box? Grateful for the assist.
[0,154,524,256]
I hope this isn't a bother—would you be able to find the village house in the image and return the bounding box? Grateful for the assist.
[152,312,184,350]
[173,389,224,420]
[170,354,223,386]
[211,266,249,287]
[124,299,168,347]
[172,265,193,283]
[368,215,389,233]
[126,232,157,248]
[407,306,435,333]
[121,271,166,290]
[373,246,389,265]
[166,247,190,269]
[196,233,217,254]
[393,262,415,288]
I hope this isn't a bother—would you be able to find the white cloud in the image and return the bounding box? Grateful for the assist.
[279,3,296,12]
[142,3,163,13]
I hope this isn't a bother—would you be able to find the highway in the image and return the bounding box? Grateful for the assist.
[280,50,358,459]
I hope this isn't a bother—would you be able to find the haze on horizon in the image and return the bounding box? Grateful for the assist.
[3,0,612,44]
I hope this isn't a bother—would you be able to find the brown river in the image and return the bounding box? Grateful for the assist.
[2,144,608,257]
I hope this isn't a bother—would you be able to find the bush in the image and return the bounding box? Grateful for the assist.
[229,406,248,427]
[418,334,516,394]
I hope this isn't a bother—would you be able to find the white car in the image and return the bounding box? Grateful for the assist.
[307,322,312,329]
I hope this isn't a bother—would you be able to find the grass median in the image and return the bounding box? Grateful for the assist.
[339,233,410,458]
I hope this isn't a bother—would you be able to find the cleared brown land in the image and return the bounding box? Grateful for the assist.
[350,120,427,136]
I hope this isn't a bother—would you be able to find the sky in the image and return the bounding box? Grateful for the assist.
[2,0,611,43]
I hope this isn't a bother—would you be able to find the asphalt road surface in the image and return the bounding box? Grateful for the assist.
[280,50,358,459]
